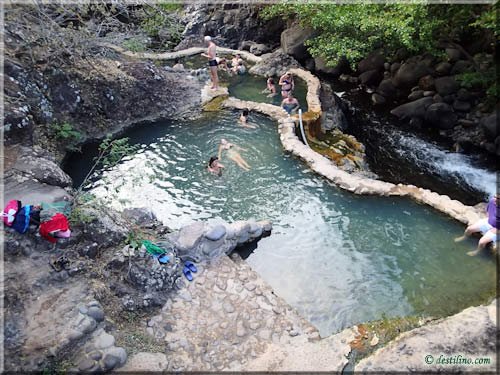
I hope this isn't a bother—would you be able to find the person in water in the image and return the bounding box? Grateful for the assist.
[455,194,499,256]
[218,138,251,171]
[238,109,257,129]
[207,156,225,176]
[281,93,300,115]
[231,53,243,70]
[235,61,246,75]
[172,58,184,70]
[201,36,219,90]
[262,77,277,97]
[215,57,230,73]
[278,71,294,98]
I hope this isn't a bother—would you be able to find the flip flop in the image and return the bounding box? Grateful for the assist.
[184,260,197,273]
[183,266,193,281]
[158,254,170,264]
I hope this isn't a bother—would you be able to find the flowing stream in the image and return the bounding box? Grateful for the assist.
[66,109,496,337]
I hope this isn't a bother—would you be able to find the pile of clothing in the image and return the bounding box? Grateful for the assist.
[2,199,72,243]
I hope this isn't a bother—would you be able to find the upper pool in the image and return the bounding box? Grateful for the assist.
[66,111,496,337]
[174,54,309,110]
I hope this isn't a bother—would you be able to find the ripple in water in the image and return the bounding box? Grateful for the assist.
[67,110,496,337]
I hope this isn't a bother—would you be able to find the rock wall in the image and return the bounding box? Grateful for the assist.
[175,4,285,52]
[357,299,497,372]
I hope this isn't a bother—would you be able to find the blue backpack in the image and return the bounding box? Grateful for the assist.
[11,205,32,234]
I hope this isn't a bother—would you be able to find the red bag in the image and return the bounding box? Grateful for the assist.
[2,200,21,227]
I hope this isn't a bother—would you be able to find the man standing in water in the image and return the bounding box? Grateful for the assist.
[201,36,218,90]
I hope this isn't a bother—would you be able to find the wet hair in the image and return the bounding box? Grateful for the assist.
[268,78,274,84]
[242,109,249,116]
[174,58,180,64]
[208,156,218,167]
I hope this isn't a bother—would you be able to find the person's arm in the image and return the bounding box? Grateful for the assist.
[278,75,285,85]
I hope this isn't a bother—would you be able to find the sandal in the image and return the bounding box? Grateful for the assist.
[183,265,193,281]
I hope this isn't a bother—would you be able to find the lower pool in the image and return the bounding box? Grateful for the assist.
[66,111,496,337]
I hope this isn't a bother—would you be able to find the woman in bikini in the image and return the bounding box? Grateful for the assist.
[262,77,277,97]
[278,71,294,98]
[218,138,251,171]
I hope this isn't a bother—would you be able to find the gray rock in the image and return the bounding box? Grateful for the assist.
[249,43,271,56]
[359,69,382,86]
[78,357,98,372]
[451,59,474,75]
[103,347,127,367]
[94,332,115,350]
[204,225,226,241]
[377,79,397,98]
[88,351,103,361]
[435,61,452,75]
[175,221,205,252]
[408,90,424,101]
[418,75,435,91]
[423,91,435,97]
[425,103,458,129]
[236,321,247,337]
[87,306,105,322]
[390,97,434,120]
[357,51,385,73]
[223,302,235,313]
[280,24,315,61]
[480,112,498,140]
[122,208,157,228]
[434,76,459,96]
[78,316,97,334]
[390,62,401,75]
[249,49,301,77]
[315,55,351,76]
[102,354,120,371]
[393,61,431,87]
[371,93,386,105]
[445,47,462,62]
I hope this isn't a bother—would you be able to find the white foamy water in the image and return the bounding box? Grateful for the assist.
[390,130,497,198]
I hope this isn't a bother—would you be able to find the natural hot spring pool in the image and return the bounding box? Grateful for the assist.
[172,54,309,109]
[66,111,496,337]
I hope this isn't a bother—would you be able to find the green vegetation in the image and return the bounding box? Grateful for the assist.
[123,38,146,53]
[140,2,183,49]
[260,3,497,68]
[51,122,83,151]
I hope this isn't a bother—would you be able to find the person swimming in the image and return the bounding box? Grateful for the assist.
[262,77,277,97]
[218,138,251,171]
[279,71,294,98]
[207,156,225,176]
[238,109,256,129]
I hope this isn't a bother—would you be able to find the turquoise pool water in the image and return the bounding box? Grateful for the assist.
[172,54,308,109]
[67,111,496,337]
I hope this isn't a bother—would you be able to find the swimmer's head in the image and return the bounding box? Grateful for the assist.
[242,109,249,116]
[268,77,274,84]
[220,138,228,145]
[208,156,218,167]
[204,36,212,43]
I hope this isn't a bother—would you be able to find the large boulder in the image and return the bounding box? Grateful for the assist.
[280,24,315,62]
[435,61,452,76]
[357,51,385,73]
[392,60,432,87]
[451,60,474,75]
[376,79,397,98]
[480,112,498,140]
[425,102,458,129]
[248,49,301,77]
[249,43,272,56]
[390,97,434,120]
[434,76,459,96]
[358,69,383,86]
[314,55,351,76]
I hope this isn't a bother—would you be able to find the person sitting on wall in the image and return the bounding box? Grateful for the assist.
[455,194,499,256]
[281,93,300,115]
